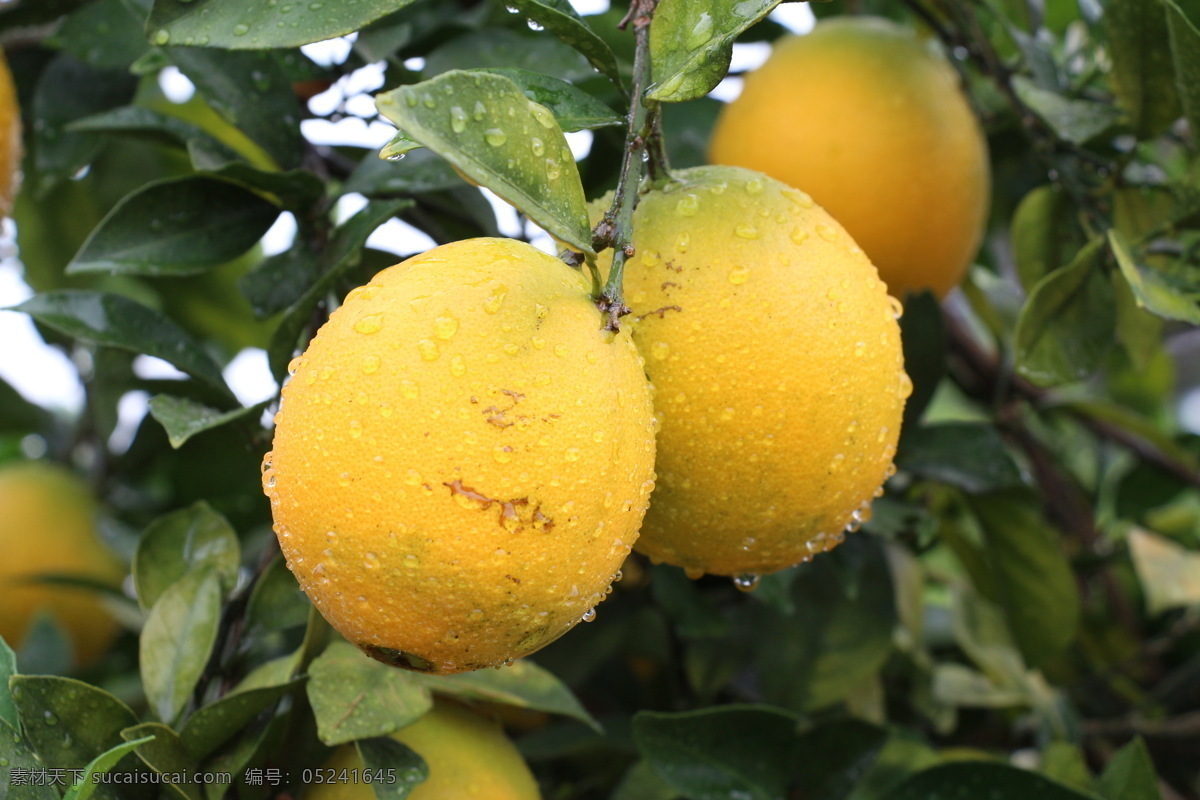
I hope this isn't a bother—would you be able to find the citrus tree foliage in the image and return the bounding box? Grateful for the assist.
[0,0,1199,798]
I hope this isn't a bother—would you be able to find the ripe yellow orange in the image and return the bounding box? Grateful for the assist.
[264,238,656,673]
[0,49,21,215]
[592,165,907,579]
[0,461,124,664]
[306,701,540,800]
[708,17,989,299]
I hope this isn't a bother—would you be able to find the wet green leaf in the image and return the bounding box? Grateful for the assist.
[647,0,781,102]
[10,675,139,770]
[355,738,429,800]
[64,736,156,800]
[1109,229,1200,324]
[505,0,622,88]
[416,658,599,731]
[0,637,16,729]
[244,555,310,639]
[147,0,417,50]
[1012,76,1126,143]
[969,494,1080,667]
[1015,239,1115,386]
[121,724,198,800]
[375,71,593,253]
[12,290,233,400]
[478,68,624,130]
[66,176,279,277]
[0,718,60,800]
[633,705,799,800]
[1106,0,1180,138]
[148,395,266,449]
[307,641,433,746]
[133,502,241,611]
[29,54,139,195]
[165,47,304,169]
[898,291,946,427]
[52,0,149,70]
[343,148,463,199]
[886,762,1093,800]
[140,567,224,724]
[898,423,1022,493]
[1095,737,1159,800]
[180,681,297,761]
[67,106,238,161]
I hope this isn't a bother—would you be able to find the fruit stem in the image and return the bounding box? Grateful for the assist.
[595,0,660,332]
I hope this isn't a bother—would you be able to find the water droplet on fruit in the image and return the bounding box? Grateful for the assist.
[898,372,914,398]
[403,554,420,568]
[816,224,838,241]
[650,341,671,361]
[676,194,699,216]
[355,313,383,334]
[744,178,764,195]
[483,286,507,314]
[433,314,459,339]
[727,266,750,285]
[888,296,904,319]
[493,445,513,463]
[361,355,381,374]
[581,608,597,622]
[733,574,760,592]
[684,566,704,580]
[735,223,758,239]
[417,339,439,361]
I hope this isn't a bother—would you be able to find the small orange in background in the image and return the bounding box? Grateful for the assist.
[708,17,990,299]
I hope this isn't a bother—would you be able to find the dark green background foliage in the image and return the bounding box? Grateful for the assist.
[0,0,1199,797]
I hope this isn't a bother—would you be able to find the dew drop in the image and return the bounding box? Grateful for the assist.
[530,137,545,156]
[790,227,810,245]
[564,447,581,462]
[650,341,671,361]
[361,355,381,374]
[744,178,764,195]
[545,159,560,181]
[735,223,758,239]
[403,554,420,568]
[417,339,439,361]
[727,266,750,285]
[733,574,760,592]
[364,552,381,569]
[433,314,459,340]
[898,372,914,399]
[287,356,304,375]
[676,194,699,217]
[684,566,705,580]
[642,249,660,266]
[888,296,904,319]
[493,445,513,463]
[687,12,714,48]
[484,128,507,147]
[676,232,690,252]
[153,29,170,44]
[233,23,250,36]
[450,355,467,377]
[354,313,384,334]
[581,608,597,622]
[816,224,838,242]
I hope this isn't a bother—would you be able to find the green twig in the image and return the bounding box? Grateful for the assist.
[595,0,660,332]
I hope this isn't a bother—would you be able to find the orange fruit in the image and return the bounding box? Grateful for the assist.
[264,238,656,673]
[591,165,907,578]
[708,17,989,298]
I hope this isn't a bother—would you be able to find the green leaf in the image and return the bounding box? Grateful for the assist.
[416,658,599,731]
[12,290,233,400]
[266,198,413,381]
[647,0,782,102]
[149,395,266,449]
[757,535,896,712]
[932,663,1032,707]
[0,718,60,800]
[67,106,239,162]
[133,501,241,611]
[1128,527,1200,615]
[1164,0,1200,135]
[355,738,429,800]
[898,423,1022,494]
[139,567,224,724]
[1109,229,1200,324]
[1095,737,1161,800]
[165,47,304,170]
[898,291,946,427]
[66,176,278,277]
[505,0,623,88]
[121,724,199,800]
[0,375,53,434]
[198,161,327,211]
[374,71,593,253]
[147,0,417,50]
[30,54,138,194]
[1012,185,1075,292]
[238,241,323,319]
[969,494,1081,667]
[1106,0,1181,138]
[244,554,311,640]
[10,676,140,770]
[307,641,433,746]
[478,68,624,131]
[791,720,888,800]
[1012,76,1126,144]
[886,763,1094,800]
[632,705,799,800]
[1015,239,1115,386]
[0,0,97,30]
[180,681,296,761]
[613,760,683,800]
[53,0,150,70]
[64,736,156,800]
[1040,741,1094,793]
[0,636,17,729]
